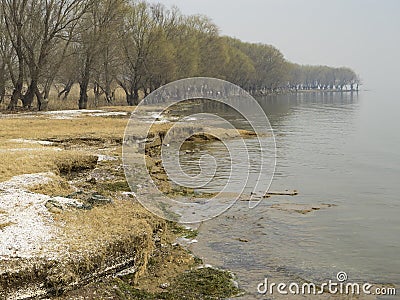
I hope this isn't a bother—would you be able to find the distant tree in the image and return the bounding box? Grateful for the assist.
[221,37,255,89]
[141,3,179,94]
[75,0,121,109]
[1,0,92,110]
[0,0,360,110]
[118,1,162,105]
[0,13,12,104]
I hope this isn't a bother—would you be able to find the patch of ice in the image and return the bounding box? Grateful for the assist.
[10,138,54,146]
[0,189,55,259]
[40,109,129,119]
[116,266,136,277]
[0,148,63,153]
[89,112,129,117]
[41,109,104,120]
[0,172,53,190]
[97,154,118,162]
[197,264,213,269]
[42,109,103,115]
[176,237,198,245]
[0,172,81,259]
[121,192,136,197]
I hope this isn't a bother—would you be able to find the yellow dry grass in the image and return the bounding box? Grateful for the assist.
[54,200,164,283]
[28,173,75,196]
[0,149,97,182]
[0,115,127,182]
[0,105,217,296]
[0,116,129,140]
[99,105,137,113]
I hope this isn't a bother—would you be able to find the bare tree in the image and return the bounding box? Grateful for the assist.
[118,1,161,105]
[92,0,125,106]
[75,0,122,109]
[1,0,92,110]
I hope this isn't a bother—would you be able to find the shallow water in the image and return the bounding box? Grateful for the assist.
[175,91,400,298]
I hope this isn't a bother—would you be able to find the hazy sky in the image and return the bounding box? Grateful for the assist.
[158,0,399,90]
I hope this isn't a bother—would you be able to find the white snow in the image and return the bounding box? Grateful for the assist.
[97,154,118,162]
[10,138,55,146]
[0,173,81,259]
[89,111,129,117]
[42,109,104,115]
[40,109,128,119]
[0,147,63,153]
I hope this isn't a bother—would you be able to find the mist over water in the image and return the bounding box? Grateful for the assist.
[178,91,400,297]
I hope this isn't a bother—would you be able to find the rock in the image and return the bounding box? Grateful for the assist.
[87,177,97,184]
[45,197,86,213]
[48,206,63,214]
[45,200,64,213]
[237,238,249,243]
[88,194,113,206]
[270,203,337,214]
[160,282,170,289]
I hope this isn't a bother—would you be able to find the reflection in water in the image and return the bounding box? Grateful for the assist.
[174,92,400,298]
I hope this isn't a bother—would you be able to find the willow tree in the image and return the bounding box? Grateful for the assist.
[140,3,179,93]
[118,1,162,105]
[187,15,228,79]
[1,0,92,110]
[74,0,123,109]
[222,38,255,89]
[1,0,26,110]
[0,13,11,104]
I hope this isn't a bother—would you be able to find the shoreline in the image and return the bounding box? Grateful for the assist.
[0,88,363,113]
[0,106,242,299]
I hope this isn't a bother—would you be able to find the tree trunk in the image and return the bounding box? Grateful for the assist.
[79,80,89,109]
[105,90,114,104]
[144,88,149,97]
[35,87,48,111]
[8,60,24,110]
[133,88,139,105]
[79,55,91,109]
[0,85,5,104]
[0,65,5,104]
[22,80,38,109]
[58,80,73,100]
[7,89,21,110]
[126,92,135,106]
[93,82,102,107]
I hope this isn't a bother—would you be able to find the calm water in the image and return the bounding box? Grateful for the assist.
[177,91,400,298]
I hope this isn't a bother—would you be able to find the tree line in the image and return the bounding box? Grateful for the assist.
[0,0,360,111]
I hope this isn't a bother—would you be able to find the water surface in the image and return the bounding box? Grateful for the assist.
[177,91,399,298]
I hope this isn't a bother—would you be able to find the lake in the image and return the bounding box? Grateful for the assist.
[177,91,399,298]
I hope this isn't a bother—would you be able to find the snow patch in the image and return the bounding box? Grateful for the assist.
[10,138,55,146]
[0,173,81,259]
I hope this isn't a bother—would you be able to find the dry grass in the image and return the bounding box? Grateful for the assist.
[0,149,97,182]
[28,174,75,196]
[0,105,245,298]
[0,109,169,290]
[99,105,137,113]
[0,221,15,230]
[0,116,129,141]
[0,114,126,182]
[54,200,165,284]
